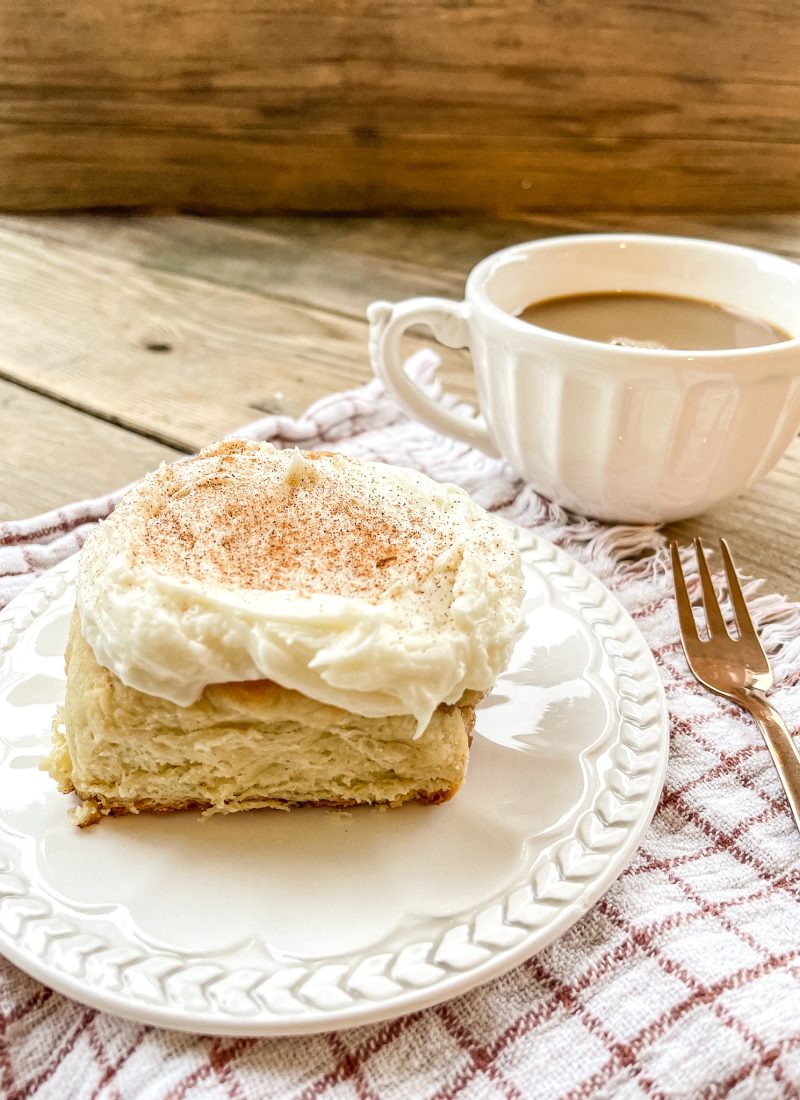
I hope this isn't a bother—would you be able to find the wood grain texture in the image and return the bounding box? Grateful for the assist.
[1,2,799,213]
[0,381,181,520]
[0,226,368,447]
[0,221,476,448]
[0,214,542,317]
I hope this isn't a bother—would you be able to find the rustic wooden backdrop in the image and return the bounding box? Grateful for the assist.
[1,0,799,214]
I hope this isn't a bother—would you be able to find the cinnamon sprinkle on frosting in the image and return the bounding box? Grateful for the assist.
[128,440,453,601]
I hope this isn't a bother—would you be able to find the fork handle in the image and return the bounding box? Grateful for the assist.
[743,690,800,832]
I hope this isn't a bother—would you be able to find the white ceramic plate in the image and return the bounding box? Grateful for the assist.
[0,529,668,1036]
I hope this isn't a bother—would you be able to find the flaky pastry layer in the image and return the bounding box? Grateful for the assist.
[45,614,478,826]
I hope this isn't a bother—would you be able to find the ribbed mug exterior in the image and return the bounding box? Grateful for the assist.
[468,321,800,524]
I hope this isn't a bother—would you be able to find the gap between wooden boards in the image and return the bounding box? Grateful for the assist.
[0,379,181,520]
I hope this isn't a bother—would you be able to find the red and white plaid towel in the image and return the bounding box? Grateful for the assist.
[1,352,799,1100]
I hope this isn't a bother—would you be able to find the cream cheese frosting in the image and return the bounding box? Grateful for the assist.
[77,440,523,732]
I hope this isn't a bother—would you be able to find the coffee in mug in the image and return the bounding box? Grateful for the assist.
[517,292,790,351]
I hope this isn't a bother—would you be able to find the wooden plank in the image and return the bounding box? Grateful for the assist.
[0,380,181,520]
[0,223,476,450]
[0,214,497,319]
[0,214,586,321]
[0,224,360,447]
[1,1,800,213]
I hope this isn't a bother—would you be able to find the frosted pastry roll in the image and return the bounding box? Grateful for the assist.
[45,440,523,825]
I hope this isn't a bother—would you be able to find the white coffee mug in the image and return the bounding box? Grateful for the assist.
[367,234,800,523]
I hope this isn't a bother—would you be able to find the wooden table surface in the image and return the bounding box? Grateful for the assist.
[1,211,799,598]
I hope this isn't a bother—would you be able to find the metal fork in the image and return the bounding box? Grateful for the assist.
[671,538,800,832]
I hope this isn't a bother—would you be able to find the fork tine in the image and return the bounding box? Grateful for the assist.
[693,537,728,638]
[720,538,757,640]
[670,541,700,644]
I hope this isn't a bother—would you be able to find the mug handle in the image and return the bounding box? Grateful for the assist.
[367,297,500,457]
